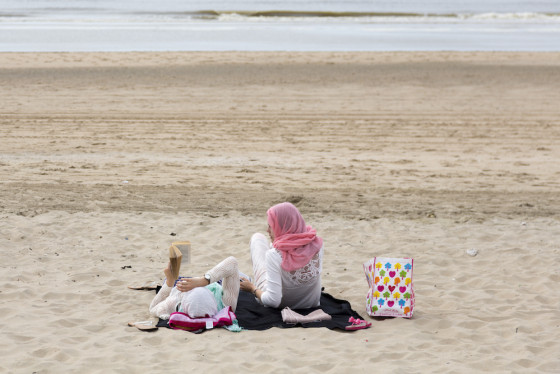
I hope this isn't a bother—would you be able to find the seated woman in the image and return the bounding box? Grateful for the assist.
[149,256,240,320]
[240,202,324,309]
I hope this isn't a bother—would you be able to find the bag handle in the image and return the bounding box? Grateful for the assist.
[363,256,377,287]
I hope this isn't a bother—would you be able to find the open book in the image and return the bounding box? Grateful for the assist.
[169,241,191,280]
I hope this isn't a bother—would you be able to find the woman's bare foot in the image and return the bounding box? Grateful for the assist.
[164,262,176,287]
[176,277,208,292]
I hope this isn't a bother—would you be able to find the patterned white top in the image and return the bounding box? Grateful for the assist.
[261,247,323,309]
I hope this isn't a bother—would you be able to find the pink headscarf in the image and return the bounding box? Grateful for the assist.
[267,202,323,272]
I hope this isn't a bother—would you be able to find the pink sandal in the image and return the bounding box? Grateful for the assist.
[345,317,372,331]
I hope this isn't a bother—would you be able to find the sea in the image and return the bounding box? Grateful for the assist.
[1,0,559,51]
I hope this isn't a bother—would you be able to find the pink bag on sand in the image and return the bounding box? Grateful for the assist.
[168,306,236,332]
[363,257,415,318]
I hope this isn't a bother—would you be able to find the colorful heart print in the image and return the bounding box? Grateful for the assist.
[389,271,396,278]
[399,286,407,293]
[388,285,396,293]
[377,285,384,292]
[388,301,395,307]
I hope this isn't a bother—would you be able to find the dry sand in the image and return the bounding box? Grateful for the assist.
[0,52,559,373]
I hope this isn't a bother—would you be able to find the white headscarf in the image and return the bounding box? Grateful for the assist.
[178,288,217,318]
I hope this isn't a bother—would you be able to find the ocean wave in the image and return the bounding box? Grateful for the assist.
[2,10,560,24]
[194,10,560,20]
[466,12,560,21]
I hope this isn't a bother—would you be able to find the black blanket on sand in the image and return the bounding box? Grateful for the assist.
[157,290,364,331]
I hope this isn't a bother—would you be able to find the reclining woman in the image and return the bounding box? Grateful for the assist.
[149,256,240,320]
[240,202,324,310]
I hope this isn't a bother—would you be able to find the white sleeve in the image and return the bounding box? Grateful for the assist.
[260,249,283,308]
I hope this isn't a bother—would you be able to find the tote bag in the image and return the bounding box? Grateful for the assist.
[363,257,415,318]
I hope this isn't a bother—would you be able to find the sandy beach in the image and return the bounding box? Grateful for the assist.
[1,52,559,373]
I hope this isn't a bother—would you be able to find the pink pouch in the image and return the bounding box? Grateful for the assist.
[168,306,236,332]
[363,257,415,318]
